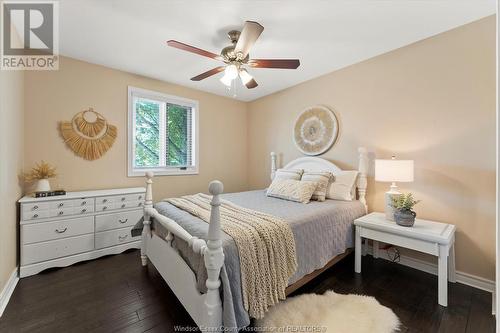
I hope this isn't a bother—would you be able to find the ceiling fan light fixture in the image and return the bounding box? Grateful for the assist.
[224,64,239,79]
[239,68,253,85]
[167,20,300,91]
[220,72,233,86]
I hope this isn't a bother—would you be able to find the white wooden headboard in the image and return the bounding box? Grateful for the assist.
[270,147,369,212]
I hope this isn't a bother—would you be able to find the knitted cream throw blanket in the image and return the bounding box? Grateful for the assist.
[166,193,297,319]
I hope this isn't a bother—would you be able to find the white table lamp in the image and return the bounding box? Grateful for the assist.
[375,157,414,221]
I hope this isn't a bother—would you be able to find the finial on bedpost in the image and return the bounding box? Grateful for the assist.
[270,152,277,181]
[141,172,154,266]
[357,147,368,213]
[204,180,224,330]
[145,171,154,208]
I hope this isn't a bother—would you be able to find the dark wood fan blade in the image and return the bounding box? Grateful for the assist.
[191,66,225,81]
[248,59,300,69]
[234,21,264,58]
[245,78,258,89]
[167,40,222,61]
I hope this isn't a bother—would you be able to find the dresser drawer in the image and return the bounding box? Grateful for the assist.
[122,193,145,202]
[22,216,94,245]
[96,203,115,212]
[23,210,50,221]
[49,207,75,218]
[95,227,140,249]
[115,200,143,210]
[73,198,94,207]
[74,205,94,215]
[96,193,144,205]
[49,200,74,210]
[22,234,94,265]
[96,196,115,205]
[95,210,142,232]
[22,202,50,213]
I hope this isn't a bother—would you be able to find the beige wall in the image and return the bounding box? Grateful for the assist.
[247,16,496,280]
[0,69,24,290]
[13,15,496,287]
[24,57,248,201]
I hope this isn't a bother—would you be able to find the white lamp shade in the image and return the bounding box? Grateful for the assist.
[224,64,238,79]
[375,159,414,182]
[239,68,253,85]
[220,72,233,86]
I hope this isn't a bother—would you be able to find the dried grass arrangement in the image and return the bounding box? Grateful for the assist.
[24,161,57,181]
[60,108,117,160]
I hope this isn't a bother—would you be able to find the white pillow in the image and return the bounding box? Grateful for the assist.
[273,168,303,181]
[326,171,359,201]
[301,171,333,202]
[267,178,318,204]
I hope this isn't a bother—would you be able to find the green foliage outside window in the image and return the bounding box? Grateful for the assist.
[135,100,160,167]
[167,104,189,166]
[134,99,191,168]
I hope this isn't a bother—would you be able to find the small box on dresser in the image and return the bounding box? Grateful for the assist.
[19,187,146,278]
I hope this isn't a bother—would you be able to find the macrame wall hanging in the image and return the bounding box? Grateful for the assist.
[59,108,117,160]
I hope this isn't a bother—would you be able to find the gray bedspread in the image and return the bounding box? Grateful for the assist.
[151,190,366,330]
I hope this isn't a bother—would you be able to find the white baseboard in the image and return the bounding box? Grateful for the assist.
[367,247,495,293]
[0,268,19,317]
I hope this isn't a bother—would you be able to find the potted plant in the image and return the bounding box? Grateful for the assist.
[391,193,420,227]
[24,161,57,192]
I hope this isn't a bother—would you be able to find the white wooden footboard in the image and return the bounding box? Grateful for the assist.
[141,172,224,332]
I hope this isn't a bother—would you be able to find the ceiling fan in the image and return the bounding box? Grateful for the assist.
[167,21,300,89]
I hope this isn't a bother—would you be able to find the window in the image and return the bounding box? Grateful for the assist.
[128,86,198,176]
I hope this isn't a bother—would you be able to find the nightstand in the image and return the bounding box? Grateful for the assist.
[354,212,456,306]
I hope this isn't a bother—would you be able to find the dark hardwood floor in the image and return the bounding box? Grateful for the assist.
[0,249,495,332]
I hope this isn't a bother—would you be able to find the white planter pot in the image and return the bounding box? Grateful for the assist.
[35,179,51,192]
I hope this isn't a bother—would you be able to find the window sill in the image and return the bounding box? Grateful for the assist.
[128,168,199,177]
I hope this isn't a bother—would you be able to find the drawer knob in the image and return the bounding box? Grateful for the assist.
[138,202,142,207]
[59,203,64,207]
[82,201,86,205]
[121,204,126,208]
[33,214,38,218]
[103,206,107,210]
[81,208,87,213]
[55,227,67,233]
[138,195,142,200]
[118,235,128,241]
[118,218,128,224]
[58,211,64,215]
[103,199,107,203]
[121,197,126,201]
[33,205,38,210]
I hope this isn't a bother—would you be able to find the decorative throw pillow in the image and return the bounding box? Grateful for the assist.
[266,179,318,204]
[301,171,333,201]
[273,168,304,181]
[326,171,359,201]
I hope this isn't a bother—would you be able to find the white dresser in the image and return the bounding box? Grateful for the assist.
[19,187,146,277]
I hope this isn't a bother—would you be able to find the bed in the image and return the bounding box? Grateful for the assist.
[140,148,369,332]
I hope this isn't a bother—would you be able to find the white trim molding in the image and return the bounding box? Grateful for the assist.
[367,246,495,293]
[0,268,19,317]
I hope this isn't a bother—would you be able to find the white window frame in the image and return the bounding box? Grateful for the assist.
[127,86,199,177]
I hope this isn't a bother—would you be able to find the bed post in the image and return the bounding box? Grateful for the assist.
[357,147,369,213]
[141,171,154,266]
[204,180,224,331]
[270,152,277,180]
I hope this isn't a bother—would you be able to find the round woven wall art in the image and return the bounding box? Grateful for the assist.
[59,108,117,161]
[293,105,339,156]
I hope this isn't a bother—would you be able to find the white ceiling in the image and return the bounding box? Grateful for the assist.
[57,0,496,102]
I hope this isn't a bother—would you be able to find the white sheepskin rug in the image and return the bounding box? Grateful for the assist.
[255,291,400,333]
